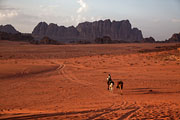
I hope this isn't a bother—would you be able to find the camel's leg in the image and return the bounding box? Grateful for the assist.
[119,85,123,95]
[120,89,123,95]
[110,86,112,92]
[109,84,113,92]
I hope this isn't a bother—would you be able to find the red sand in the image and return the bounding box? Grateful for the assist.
[0,41,180,119]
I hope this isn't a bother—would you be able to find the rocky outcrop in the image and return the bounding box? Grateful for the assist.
[32,19,143,43]
[32,22,48,37]
[40,36,61,45]
[0,31,33,42]
[166,33,180,42]
[95,36,112,44]
[0,24,34,43]
[76,19,143,42]
[142,37,155,43]
[32,22,79,43]
[0,24,19,34]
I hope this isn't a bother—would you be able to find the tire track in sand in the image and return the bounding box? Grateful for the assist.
[87,101,140,120]
[54,63,141,120]
[0,103,116,120]
[0,65,60,79]
[56,63,92,86]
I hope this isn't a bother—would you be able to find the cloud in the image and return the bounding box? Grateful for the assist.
[77,0,87,13]
[76,15,86,24]
[0,11,41,33]
[39,5,60,17]
[0,7,18,20]
[152,19,160,23]
[0,0,4,4]
[0,0,19,20]
[70,15,103,26]
[0,11,18,18]
[0,6,17,11]
[171,18,180,23]
[90,16,102,22]
[40,5,59,11]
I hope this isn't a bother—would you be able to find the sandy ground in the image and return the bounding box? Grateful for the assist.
[0,41,180,120]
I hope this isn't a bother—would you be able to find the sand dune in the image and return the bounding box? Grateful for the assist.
[0,41,180,119]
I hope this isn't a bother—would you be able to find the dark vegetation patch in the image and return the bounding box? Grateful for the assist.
[139,44,180,53]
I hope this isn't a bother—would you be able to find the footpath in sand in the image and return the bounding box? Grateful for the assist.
[0,41,180,119]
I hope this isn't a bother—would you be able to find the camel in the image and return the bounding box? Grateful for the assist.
[106,74,114,92]
[116,81,123,95]
[107,78,114,92]
[109,82,114,92]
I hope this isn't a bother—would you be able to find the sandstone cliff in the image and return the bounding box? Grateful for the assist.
[0,24,19,34]
[32,19,143,43]
[32,22,79,43]
[166,33,180,42]
[143,37,155,43]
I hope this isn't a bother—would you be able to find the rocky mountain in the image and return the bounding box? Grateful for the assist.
[32,19,143,43]
[39,36,62,45]
[95,36,112,44]
[76,19,143,42]
[166,33,180,42]
[32,22,79,43]
[0,31,34,42]
[142,37,155,43]
[0,24,19,34]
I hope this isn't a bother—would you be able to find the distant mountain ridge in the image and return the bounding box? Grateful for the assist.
[166,32,180,43]
[0,24,33,42]
[0,24,19,34]
[1,22,179,44]
[32,19,143,43]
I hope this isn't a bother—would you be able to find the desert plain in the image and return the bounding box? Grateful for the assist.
[0,41,180,120]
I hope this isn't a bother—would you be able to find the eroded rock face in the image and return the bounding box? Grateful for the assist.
[0,24,19,34]
[95,36,112,44]
[143,37,156,43]
[32,19,143,43]
[32,22,48,36]
[40,36,59,45]
[0,31,33,42]
[167,33,180,42]
[32,22,79,42]
[76,19,143,42]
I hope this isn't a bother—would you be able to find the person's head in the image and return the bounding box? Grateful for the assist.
[109,74,111,76]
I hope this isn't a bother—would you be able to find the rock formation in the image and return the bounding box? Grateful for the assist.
[32,19,143,43]
[166,33,180,42]
[76,19,143,42]
[40,36,61,45]
[0,24,19,34]
[143,37,155,43]
[0,32,33,42]
[32,22,79,43]
[95,36,112,44]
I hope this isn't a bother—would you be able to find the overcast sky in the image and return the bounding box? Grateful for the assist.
[0,0,180,41]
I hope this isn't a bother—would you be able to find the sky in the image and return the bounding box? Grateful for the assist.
[0,0,180,41]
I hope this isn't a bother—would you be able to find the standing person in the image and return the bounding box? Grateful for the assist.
[117,81,124,95]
